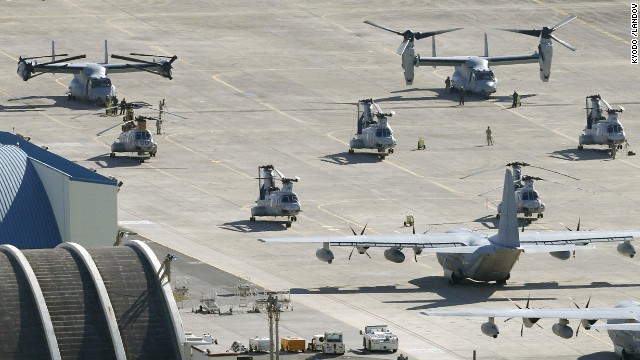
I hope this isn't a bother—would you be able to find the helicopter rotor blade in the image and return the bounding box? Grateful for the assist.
[34,54,87,67]
[97,121,132,136]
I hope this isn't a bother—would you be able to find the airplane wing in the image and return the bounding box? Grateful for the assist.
[260,232,489,253]
[484,53,539,66]
[519,231,638,253]
[416,56,470,67]
[422,306,640,322]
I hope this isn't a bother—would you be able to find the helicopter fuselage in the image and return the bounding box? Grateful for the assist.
[110,129,157,159]
[579,114,626,147]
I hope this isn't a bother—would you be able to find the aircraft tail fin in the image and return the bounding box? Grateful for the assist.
[431,37,436,68]
[104,40,108,64]
[490,169,520,248]
[484,33,489,57]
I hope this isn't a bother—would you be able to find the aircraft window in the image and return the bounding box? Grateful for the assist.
[281,195,290,203]
[376,128,391,137]
[135,132,142,140]
[291,194,298,203]
[476,71,495,81]
[90,78,112,88]
[144,131,151,139]
[607,126,614,133]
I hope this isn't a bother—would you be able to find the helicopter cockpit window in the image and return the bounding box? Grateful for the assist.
[143,131,151,139]
[90,78,112,88]
[376,128,392,137]
[135,132,142,140]
[522,191,538,201]
[607,125,623,133]
[280,194,299,204]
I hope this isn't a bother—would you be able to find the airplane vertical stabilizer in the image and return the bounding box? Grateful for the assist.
[490,169,520,248]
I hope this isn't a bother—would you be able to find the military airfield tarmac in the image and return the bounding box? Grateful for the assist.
[2,1,640,359]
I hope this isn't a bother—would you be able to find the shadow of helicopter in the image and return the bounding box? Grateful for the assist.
[548,148,613,161]
[87,154,146,168]
[319,151,385,165]
[5,95,100,111]
[472,215,499,229]
[219,220,290,233]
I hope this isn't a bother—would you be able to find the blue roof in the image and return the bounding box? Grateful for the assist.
[0,132,117,186]
[0,146,62,248]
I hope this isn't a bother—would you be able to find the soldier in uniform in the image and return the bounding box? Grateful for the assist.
[486,126,494,146]
[459,86,465,105]
[444,76,451,94]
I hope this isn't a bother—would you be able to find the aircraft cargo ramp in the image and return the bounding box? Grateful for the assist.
[0,241,183,360]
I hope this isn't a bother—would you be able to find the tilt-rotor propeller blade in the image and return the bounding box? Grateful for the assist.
[497,15,577,51]
[21,54,68,61]
[28,64,69,79]
[364,20,461,55]
[364,20,404,36]
[111,54,158,66]
[130,53,178,64]
[35,54,86,67]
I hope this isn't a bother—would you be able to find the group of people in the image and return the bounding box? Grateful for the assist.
[444,77,466,105]
[105,96,128,116]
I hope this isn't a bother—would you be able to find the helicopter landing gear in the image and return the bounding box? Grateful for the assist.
[250,216,256,222]
[378,155,386,160]
[285,221,292,228]
[526,218,532,225]
[348,149,354,154]
[577,145,584,150]
[109,152,115,158]
[291,216,297,222]
[537,213,544,219]
[150,152,156,157]
[139,158,145,163]
[388,148,394,154]
[482,91,490,100]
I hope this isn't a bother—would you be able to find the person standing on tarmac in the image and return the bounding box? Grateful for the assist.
[459,86,465,105]
[444,76,451,94]
[486,126,494,146]
[512,90,521,108]
[156,118,162,135]
[105,96,111,115]
[119,98,127,115]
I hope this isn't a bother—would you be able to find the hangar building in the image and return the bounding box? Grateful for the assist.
[0,132,118,248]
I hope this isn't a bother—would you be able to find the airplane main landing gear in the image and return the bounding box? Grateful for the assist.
[109,152,115,158]
[348,148,354,154]
[537,213,544,219]
[496,274,510,286]
[250,216,256,222]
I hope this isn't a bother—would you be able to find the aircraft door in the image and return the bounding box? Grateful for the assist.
[469,71,477,92]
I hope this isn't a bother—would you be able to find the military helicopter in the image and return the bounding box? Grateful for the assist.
[96,106,158,163]
[497,162,545,224]
[348,99,397,159]
[578,95,627,159]
[364,16,576,99]
[250,165,301,228]
[17,41,177,104]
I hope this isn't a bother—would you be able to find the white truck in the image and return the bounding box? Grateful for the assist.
[360,325,398,352]
[322,332,345,354]
[248,337,270,353]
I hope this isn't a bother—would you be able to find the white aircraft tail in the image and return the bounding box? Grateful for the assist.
[484,33,489,57]
[104,40,109,64]
[490,169,520,248]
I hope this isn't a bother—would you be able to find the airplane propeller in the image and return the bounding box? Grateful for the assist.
[497,15,577,51]
[505,294,543,336]
[364,20,462,55]
[570,296,597,336]
[18,54,87,79]
[347,223,371,260]
[20,53,69,61]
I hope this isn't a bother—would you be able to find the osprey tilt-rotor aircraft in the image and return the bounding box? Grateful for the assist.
[17,41,177,103]
[364,16,577,98]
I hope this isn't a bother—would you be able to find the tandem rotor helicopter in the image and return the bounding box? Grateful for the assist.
[364,15,577,99]
[349,99,396,160]
[250,165,301,228]
[96,105,158,163]
[578,94,631,159]
[17,41,177,104]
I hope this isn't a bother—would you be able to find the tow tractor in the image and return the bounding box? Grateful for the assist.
[360,325,398,352]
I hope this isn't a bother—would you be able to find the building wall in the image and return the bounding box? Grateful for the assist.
[31,159,117,247]
[68,180,117,247]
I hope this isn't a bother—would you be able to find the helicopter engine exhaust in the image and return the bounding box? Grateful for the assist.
[617,241,636,258]
[384,248,405,263]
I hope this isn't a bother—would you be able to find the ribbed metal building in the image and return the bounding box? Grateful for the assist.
[0,132,118,248]
[0,240,187,360]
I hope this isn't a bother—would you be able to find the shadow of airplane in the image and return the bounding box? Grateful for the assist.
[319,151,385,165]
[219,219,290,233]
[577,352,618,360]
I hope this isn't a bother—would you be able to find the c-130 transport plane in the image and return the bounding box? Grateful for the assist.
[423,299,640,359]
[260,169,639,285]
